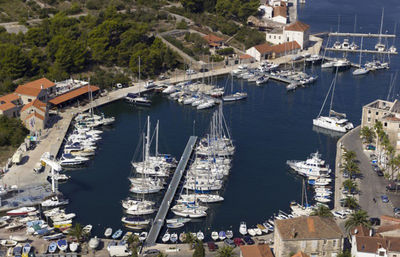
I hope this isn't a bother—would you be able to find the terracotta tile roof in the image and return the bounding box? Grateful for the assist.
[292,251,310,257]
[254,43,273,54]
[275,216,342,240]
[381,215,400,225]
[376,224,400,234]
[49,85,100,105]
[22,78,55,90]
[21,99,46,113]
[203,34,224,43]
[386,237,400,252]
[15,85,42,97]
[25,111,45,121]
[0,93,19,103]
[0,102,16,111]
[240,244,274,257]
[253,41,300,54]
[273,5,287,18]
[285,21,310,32]
[355,236,387,253]
[240,54,254,59]
[351,225,371,236]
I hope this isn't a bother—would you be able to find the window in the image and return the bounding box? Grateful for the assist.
[384,122,388,127]
[368,118,371,122]
[368,110,371,114]
[376,112,379,115]
[28,99,32,102]
[323,239,327,245]
[379,251,385,256]
[274,36,276,39]
[333,239,337,247]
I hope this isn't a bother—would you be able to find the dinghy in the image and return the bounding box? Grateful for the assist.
[104,228,112,237]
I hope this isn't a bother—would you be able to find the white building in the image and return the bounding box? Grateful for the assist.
[265,20,310,49]
[259,0,288,24]
[246,41,301,62]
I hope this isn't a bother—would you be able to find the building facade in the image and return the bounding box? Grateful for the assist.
[20,99,48,133]
[246,41,300,61]
[265,20,310,49]
[0,93,23,118]
[274,216,343,257]
[361,99,400,153]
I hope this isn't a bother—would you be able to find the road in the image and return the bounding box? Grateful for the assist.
[340,126,393,218]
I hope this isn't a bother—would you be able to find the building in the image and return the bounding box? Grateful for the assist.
[266,21,310,49]
[273,216,344,257]
[49,85,100,108]
[259,0,288,24]
[19,99,48,133]
[203,34,225,49]
[240,244,274,257]
[15,77,56,104]
[292,251,310,257]
[239,54,256,64]
[272,3,288,24]
[246,41,300,61]
[361,99,400,153]
[0,93,23,118]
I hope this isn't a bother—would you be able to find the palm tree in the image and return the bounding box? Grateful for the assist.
[311,205,333,217]
[68,223,86,242]
[343,179,358,194]
[184,232,196,250]
[343,161,360,178]
[343,196,359,210]
[360,126,375,144]
[343,149,357,164]
[345,210,371,232]
[217,246,235,257]
[127,234,140,249]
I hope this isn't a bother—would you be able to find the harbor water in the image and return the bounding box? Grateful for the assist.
[59,0,400,240]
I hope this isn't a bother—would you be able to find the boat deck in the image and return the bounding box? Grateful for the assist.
[145,136,198,247]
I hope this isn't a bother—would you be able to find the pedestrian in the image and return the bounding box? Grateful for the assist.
[373,198,376,203]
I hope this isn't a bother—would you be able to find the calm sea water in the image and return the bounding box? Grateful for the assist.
[59,0,400,240]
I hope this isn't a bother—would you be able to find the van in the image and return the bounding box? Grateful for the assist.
[108,245,132,257]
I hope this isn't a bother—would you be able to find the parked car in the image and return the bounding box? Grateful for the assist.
[386,183,400,191]
[243,236,255,245]
[394,207,400,216]
[224,238,236,248]
[376,170,384,176]
[234,238,244,246]
[369,217,381,226]
[199,68,209,73]
[366,144,376,150]
[186,69,196,75]
[372,164,380,172]
[332,211,347,219]
[342,172,349,178]
[143,249,160,257]
[381,195,389,203]
[207,242,218,252]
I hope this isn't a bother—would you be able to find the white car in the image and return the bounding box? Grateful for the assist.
[186,69,196,75]
[332,210,347,219]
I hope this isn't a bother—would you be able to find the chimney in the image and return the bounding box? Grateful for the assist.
[369,229,374,237]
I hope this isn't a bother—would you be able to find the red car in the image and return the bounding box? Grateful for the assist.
[234,238,244,246]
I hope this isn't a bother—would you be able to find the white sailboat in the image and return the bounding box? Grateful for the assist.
[223,74,247,102]
[313,69,354,133]
[375,8,386,52]
[353,37,369,76]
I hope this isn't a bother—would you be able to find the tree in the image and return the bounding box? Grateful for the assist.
[343,179,358,194]
[180,0,204,13]
[0,44,30,79]
[217,246,235,257]
[184,233,196,250]
[193,240,205,257]
[345,210,370,232]
[343,149,356,164]
[311,205,333,217]
[360,126,375,144]
[343,196,359,210]
[337,250,351,257]
[343,161,360,178]
[68,223,86,242]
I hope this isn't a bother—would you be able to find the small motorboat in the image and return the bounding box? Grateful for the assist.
[248,228,256,236]
[48,242,57,253]
[7,207,36,216]
[112,229,123,239]
[139,232,148,242]
[254,227,262,235]
[83,224,93,234]
[179,232,187,243]
[88,236,100,249]
[218,231,226,240]
[10,235,28,242]
[257,224,269,234]
[69,242,79,252]
[170,233,178,243]
[104,228,112,237]
[166,218,191,224]
[13,244,23,256]
[166,222,185,229]
[22,243,31,257]
[162,231,170,243]
[239,222,247,235]
[0,239,17,247]
[211,231,218,241]
[43,233,64,240]
[196,231,204,241]
[226,230,233,239]
[57,239,68,251]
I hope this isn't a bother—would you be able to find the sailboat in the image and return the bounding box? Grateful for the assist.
[222,74,247,102]
[375,8,386,52]
[290,179,315,216]
[126,57,152,106]
[389,23,397,53]
[313,69,354,133]
[353,37,369,76]
[350,15,359,50]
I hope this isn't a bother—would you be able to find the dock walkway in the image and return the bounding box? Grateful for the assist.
[145,136,198,247]
[325,47,397,55]
[329,32,395,38]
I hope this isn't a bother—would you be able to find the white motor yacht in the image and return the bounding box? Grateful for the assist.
[286,152,331,177]
[42,196,69,208]
[59,154,89,166]
[313,116,353,133]
[239,222,247,235]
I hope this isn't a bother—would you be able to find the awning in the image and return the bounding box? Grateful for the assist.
[49,85,99,105]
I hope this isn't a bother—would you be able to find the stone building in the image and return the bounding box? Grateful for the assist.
[274,216,344,257]
[15,77,56,104]
[265,20,310,49]
[246,41,300,61]
[240,244,274,257]
[0,93,23,118]
[20,99,48,133]
[361,99,400,153]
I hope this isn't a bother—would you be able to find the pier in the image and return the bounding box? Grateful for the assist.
[145,136,198,247]
[329,32,396,38]
[325,48,397,55]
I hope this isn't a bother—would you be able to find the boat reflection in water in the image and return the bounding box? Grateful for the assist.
[312,125,344,138]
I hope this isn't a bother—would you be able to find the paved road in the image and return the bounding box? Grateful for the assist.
[341,126,393,218]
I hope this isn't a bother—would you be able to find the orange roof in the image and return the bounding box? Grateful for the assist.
[0,93,19,103]
[381,215,400,225]
[254,41,300,54]
[21,99,47,113]
[273,5,287,18]
[25,111,45,121]
[0,102,16,111]
[292,251,310,257]
[240,244,274,257]
[203,34,224,43]
[49,85,100,105]
[285,21,310,32]
[15,85,42,97]
[22,78,55,90]
[240,54,254,59]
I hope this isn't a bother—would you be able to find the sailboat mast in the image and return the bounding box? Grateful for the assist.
[145,116,150,162]
[378,8,384,44]
[359,37,364,66]
[329,68,339,117]
[155,120,159,157]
